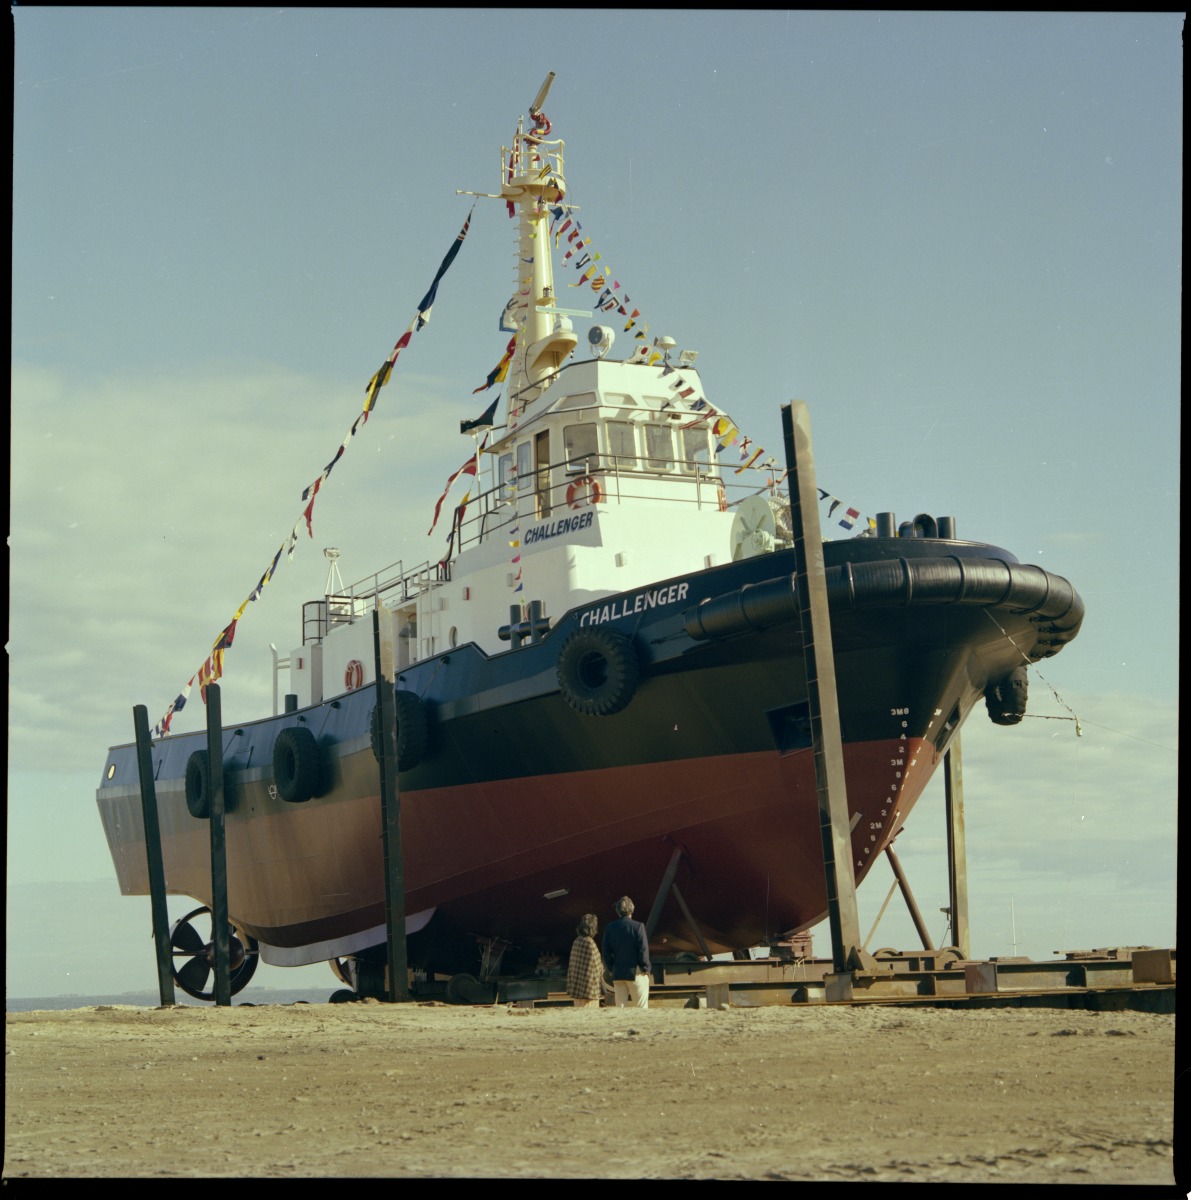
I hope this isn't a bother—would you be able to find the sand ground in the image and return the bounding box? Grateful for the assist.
[3,999,1179,1183]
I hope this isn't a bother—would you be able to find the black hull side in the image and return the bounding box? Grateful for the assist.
[96,537,1083,964]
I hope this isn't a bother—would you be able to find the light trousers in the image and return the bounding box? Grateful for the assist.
[613,975,650,1008]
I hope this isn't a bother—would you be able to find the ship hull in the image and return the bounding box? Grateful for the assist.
[96,538,1083,971]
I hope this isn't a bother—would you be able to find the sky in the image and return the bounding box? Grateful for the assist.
[9,9,1181,999]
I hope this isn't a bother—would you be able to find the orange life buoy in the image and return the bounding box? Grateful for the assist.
[344,659,364,691]
[566,476,603,509]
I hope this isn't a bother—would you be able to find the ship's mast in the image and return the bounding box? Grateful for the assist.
[500,73,578,416]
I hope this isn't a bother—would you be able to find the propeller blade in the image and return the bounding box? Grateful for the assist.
[177,954,212,997]
[171,918,205,955]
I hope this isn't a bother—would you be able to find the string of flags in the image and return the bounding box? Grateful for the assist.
[151,208,476,738]
[548,203,652,342]
[435,198,875,577]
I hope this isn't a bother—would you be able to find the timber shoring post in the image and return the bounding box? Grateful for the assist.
[780,402,870,984]
[945,739,971,959]
[205,683,231,1007]
[373,608,410,1002]
[132,705,176,1006]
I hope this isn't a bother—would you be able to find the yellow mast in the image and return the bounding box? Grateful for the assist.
[500,73,578,417]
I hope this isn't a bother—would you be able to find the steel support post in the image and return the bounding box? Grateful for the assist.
[374,608,410,1002]
[205,684,231,1007]
[884,844,935,953]
[132,705,176,1006]
[670,883,715,961]
[780,402,874,987]
[944,739,970,958]
[645,846,684,938]
[645,846,714,961]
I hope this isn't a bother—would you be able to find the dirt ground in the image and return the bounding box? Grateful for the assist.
[3,1000,1179,1183]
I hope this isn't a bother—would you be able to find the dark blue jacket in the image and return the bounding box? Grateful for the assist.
[601,917,651,981]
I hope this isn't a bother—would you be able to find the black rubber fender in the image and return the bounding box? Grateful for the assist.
[985,665,1029,726]
[369,689,429,771]
[272,725,323,803]
[184,750,210,819]
[556,627,641,716]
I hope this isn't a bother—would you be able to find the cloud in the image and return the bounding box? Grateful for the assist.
[10,361,480,771]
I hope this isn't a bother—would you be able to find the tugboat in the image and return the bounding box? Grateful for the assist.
[96,76,1084,997]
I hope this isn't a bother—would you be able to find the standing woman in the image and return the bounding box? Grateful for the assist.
[566,913,604,1007]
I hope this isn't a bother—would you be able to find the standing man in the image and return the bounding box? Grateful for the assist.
[601,895,651,1008]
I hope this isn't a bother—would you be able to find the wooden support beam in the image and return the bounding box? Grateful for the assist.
[374,608,410,1002]
[132,705,175,1007]
[204,684,231,1007]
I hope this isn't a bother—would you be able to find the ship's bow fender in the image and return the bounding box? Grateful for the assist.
[556,627,641,716]
[682,576,798,642]
[272,726,324,803]
[984,665,1029,726]
[369,689,429,771]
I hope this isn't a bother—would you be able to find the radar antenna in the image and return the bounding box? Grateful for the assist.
[529,72,556,117]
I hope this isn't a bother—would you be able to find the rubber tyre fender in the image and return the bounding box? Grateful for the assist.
[556,627,641,716]
[272,725,323,803]
[369,689,429,772]
[185,750,210,819]
[985,665,1028,726]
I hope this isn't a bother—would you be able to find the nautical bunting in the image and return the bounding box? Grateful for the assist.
[666,394,878,542]
[549,203,648,342]
[428,453,479,537]
[151,208,476,737]
[474,334,517,393]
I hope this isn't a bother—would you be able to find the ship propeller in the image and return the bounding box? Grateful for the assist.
[170,905,260,1001]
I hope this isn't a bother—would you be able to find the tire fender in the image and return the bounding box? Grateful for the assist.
[556,628,641,716]
[272,725,323,803]
[985,665,1028,726]
[369,689,429,771]
[185,750,211,819]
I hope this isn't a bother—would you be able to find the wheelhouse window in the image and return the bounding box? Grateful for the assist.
[516,442,532,490]
[563,423,599,475]
[556,390,598,412]
[681,425,712,474]
[644,423,674,471]
[604,391,636,415]
[498,452,514,499]
[606,421,638,471]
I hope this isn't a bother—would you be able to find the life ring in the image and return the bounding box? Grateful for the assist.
[344,659,365,691]
[369,689,429,771]
[272,726,323,803]
[185,750,210,819]
[556,628,641,716]
[566,476,602,509]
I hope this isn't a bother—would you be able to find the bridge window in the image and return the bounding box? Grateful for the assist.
[604,391,637,414]
[564,423,599,474]
[498,452,514,499]
[606,421,638,470]
[681,426,712,473]
[645,423,674,471]
[557,390,598,411]
[516,442,532,489]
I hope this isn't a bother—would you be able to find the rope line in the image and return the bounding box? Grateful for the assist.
[983,609,1082,736]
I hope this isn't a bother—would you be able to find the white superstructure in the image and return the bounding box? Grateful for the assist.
[283,80,787,709]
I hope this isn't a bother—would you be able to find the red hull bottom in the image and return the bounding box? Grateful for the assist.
[236,733,936,958]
